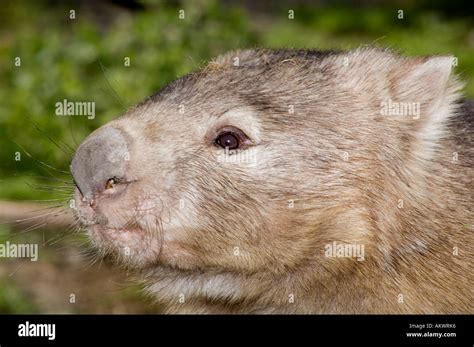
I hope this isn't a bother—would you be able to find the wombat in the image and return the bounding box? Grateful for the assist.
[71,48,473,313]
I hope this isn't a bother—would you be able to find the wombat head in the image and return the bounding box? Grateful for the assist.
[71,48,460,298]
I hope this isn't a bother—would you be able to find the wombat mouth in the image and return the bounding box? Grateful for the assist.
[73,181,168,268]
[87,222,164,268]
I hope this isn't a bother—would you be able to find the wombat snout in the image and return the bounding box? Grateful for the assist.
[71,126,130,204]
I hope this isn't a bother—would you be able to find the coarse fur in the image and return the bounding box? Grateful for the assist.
[72,48,473,313]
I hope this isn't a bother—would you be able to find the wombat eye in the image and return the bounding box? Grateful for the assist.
[213,126,251,150]
[215,132,240,150]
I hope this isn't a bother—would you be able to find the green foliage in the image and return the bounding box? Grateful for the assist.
[0,0,473,200]
[0,281,39,313]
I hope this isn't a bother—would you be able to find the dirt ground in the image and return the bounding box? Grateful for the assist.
[0,230,159,314]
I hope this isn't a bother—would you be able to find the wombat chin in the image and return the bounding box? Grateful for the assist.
[72,48,473,314]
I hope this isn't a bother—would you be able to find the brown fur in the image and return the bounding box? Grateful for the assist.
[72,48,473,313]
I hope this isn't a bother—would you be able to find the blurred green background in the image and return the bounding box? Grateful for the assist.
[0,0,472,313]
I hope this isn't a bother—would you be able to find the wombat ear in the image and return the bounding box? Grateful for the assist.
[385,55,463,146]
[390,56,456,116]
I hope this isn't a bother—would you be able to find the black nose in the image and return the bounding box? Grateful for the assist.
[71,127,129,202]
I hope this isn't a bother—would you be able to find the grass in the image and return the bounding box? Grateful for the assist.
[0,281,40,313]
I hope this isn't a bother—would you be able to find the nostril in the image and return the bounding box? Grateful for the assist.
[71,126,129,201]
[105,177,120,190]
